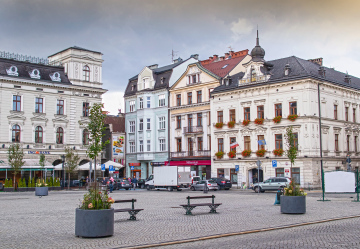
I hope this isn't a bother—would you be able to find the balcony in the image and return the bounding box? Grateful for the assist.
[183,126,203,134]
[171,150,210,158]
[137,153,155,161]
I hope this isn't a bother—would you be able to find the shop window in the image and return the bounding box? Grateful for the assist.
[276,168,284,177]
[217,168,225,178]
[291,167,300,184]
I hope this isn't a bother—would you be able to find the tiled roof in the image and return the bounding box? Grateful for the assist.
[105,115,125,133]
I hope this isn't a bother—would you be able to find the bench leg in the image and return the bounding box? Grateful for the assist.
[208,204,219,213]
[128,210,140,220]
[182,206,196,215]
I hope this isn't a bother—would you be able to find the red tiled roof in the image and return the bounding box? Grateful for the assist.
[201,49,248,78]
[105,115,125,133]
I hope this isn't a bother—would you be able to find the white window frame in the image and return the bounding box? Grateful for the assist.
[129,100,135,112]
[139,118,143,131]
[143,78,150,89]
[139,140,143,152]
[159,94,165,107]
[147,140,151,151]
[159,116,165,130]
[139,97,143,109]
[147,96,151,108]
[159,139,165,151]
[129,141,135,153]
[147,118,151,130]
[129,121,135,133]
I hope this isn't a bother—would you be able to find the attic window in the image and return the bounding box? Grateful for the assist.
[222,64,229,69]
[345,74,351,84]
[50,72,61,82]
[161,77,165,84]
[30,69,41,79]
[14,85,21,88]
[6,66,19,76]
[58,90,64,93]
[83,94,89,97]
[36,88,43,91]
[284,64,291,76]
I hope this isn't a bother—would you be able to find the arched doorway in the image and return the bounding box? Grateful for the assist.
[248,167,263,186]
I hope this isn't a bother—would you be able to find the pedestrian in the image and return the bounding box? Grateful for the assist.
[132,177,137,190]
[109,179,114,193]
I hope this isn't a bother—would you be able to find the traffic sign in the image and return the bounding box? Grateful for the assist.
[101,164,105,171]
[272,160,277,168]
[130,166,134,170]
[109,165,114,172]
[235,165,239,172]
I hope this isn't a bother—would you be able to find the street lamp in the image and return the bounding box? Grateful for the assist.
[61,155,65,190]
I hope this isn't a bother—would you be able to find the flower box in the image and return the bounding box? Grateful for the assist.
[228,151,236,158]
[273,116,282,123]
[287,114,298,121]
[256,149,266,157]
[242,120,250,126]
[4,187,14,192]
[227,121,235,128]
[35,186,48,196]
[273,149,284,156]
[75,208,114,237]
[215,151,224,159]
[215,122,224,128]
[241,150,251,157]
[254,118,264,125]
[280,196,306,214]
[17,187,28,192]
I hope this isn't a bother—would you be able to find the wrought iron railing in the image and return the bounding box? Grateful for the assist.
[171,150,210,158]
[0,51,63,67]
[183,126,203,134]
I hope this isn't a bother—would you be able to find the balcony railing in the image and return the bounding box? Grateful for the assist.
[183,126,203,134]
[171,150,210,158]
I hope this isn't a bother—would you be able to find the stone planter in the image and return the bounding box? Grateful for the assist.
[280,195,306,214]
[52,186,61,191]
[75,208,114,238]
[35,187,48,196]
[27,187,35,191]
[17,187,28,192]
[4,187,14,192]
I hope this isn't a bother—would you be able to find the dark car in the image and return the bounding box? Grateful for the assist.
[137,179,146,189]
[115,178,132,190]
[209,177,232,190]
[64,180,80,187]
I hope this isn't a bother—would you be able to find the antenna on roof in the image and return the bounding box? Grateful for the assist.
[170,48,178,63]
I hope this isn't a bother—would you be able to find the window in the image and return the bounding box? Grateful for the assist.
[244,107,250,120]
[139,140,143,152]
[275,104,282,117]
[291,168,300,184]
[187,92,192,105]
[159,116,165,130]
[83,102,89,117]
[176,116,181,129]
[258,135,265,150]
[293,133,298,150]
[276,168,284,177]
[345,107,349,121]
[217,168,225,178]
[56,127,63,144]
[139,119,143,131]
[209,88,214,100]
[35,97,43,113]
[147,118,151,130]
[275,134,283,150]
[35,126,43,143]
[188,138,193,154]
[83,65,90,82]
[347,135,350,152]
[257,105,264,119]
[147,96,151,108]
[159,139,165,151]
[197,137,203,151]
[251,68,256,81]
[57,100,64,115]
[83,129,89,145]
[147,140,151,151]
[129,121,135,133]
[217,111,223,123]
[13,95,21,111]
[229,109,235,122]
[12,125,20,142]
[176,138,182,152]
[230,137,236,152]
[192,75,197,83]
[129,101,135,112]
[197,90,202,103]
[143,78,149,89]
[218,138,224,152]
[159,94,165,107]
[208,111,211,126]
[289,102,297,115]
[244,136,251,150]
[176,94,181,106]
[139,97,143,109]
[334,105,338,120]
[353,108,356,122]
[187,114,193,127]
[355,136,358,152]
[335,134,339,151]
[197,113,202,127]
[129,141,135,153]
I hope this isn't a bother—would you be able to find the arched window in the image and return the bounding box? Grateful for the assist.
[83,65,90,82]
[12,125,20,142]
[83,129,89,145]
[56,127,63,144]
[35,126,43,143]
[251,68,257,82]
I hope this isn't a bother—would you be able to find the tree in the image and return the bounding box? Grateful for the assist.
[65,147,80,190]
[8,144,25,190]
[39,154,45,182]
[285,126,298,180]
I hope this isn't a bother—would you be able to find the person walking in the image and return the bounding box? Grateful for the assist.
[132,177,137,190]
[109,178,114,193]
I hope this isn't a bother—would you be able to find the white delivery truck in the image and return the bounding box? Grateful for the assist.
[145,166,192,191]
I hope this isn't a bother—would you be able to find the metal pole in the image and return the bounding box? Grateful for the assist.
[317,82,325,201]
[61,155,65,190]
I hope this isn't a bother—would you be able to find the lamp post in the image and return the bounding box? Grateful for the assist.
[61,155,65,190]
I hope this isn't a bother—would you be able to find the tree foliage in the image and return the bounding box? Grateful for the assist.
[285,126,298,178]
[8,144,25,189]
[65,147,80,190]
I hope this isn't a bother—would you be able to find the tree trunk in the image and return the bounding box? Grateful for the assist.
[13,173,16,190]
[68,172,71,191]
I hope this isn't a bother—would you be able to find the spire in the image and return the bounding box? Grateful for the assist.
[251,28,265,62]
[256,28,259,46]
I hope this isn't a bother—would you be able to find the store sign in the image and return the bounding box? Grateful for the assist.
[285,169,290,173]
[28,151,50,154]
[112,135,124,158]
[129,163,141,166]
[165,160,211,166]
[150,162,165,166]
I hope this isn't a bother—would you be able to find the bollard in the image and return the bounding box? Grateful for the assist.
[203,182,208,193]
[274,189,281,205]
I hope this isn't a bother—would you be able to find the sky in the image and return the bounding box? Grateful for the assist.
[1,0,360,115]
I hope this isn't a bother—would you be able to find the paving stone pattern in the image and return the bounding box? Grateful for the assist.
[1,189,360,249]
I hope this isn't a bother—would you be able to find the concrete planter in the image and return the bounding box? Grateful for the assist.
[75,208,114,238]
[4,188,14,192]
[35,187,48,196]
[17,187,28,192]
[280,195,306,214]
[27,187,35,191]
[52,186,61,191]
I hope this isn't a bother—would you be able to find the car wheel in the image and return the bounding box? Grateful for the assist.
[177,188,182,191]
[167,186,173,192]
[125,188,129,190]
[254,186,259,193]
[146,185,150,190]
[190,186,195,191]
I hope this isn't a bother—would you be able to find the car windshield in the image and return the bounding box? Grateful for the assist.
[208,180,216,183]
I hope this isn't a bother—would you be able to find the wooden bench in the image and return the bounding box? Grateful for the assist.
[113,199,143,220]
[180,195,221,215]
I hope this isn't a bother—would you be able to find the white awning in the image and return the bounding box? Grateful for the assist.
[103,160,124,169]
[0,159,54,169]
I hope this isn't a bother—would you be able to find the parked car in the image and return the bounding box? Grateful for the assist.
[137,179,146,189]
[64,180,80,187]
[191,176,201,185]
[252,177,291,193]
[209,177,232,190]
[190,180,218,191]
[115,178,132,190]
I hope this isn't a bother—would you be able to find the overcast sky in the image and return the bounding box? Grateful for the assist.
[1,0,359,114]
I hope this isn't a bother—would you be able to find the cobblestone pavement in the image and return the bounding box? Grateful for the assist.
[1,189,360,249]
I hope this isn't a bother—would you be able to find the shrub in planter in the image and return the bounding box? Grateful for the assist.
[254,118,264,125]
[215,122,224,128]
[287,114,298,121]
[215,151,224,159]
[241,150,251,157]
[4,179,14,192]
[281,180,307,214]
[242,120,250,126]
[228,150,236,158]
[227,121,235,128]
[256,149,266,157]
[273,149,284,156]
[273,116,282,123]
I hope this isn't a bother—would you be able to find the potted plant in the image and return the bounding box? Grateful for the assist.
[254,118,264,125]
[215,122,224,128]
[27,177,35,191]
[227,121,235,128]
[18,178,27,192]
[241,150,251,157]
[256,149,266,157]
[287,114,298,121]
[242,120,250,126]
[228,150,236,158]
[273,149,284,156]
[280,180,307,214]
[53,178,61,190]
[75,189,115,238]
[4,178,14,192]
[215,151,224,159]
[35,179,48,196]
[273,116,282,123]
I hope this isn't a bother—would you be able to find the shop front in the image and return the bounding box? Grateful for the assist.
[165,160,211,180]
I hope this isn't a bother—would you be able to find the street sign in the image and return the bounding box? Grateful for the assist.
[272,160,277,168]
[235,165,239,172]
[101,164,105,171]
[130,166,134,170]
[109,165,114,172]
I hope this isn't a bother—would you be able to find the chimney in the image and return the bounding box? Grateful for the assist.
[148,64,158,69]
[318,66,326,78]
[229,51,234,57]
[220,56,225,61]
[308,58,323,66]
[344,74,351,84]
[191,54,199,60]
[225,53,230,59]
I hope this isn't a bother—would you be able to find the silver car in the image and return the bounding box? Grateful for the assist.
[252,177,290,193]
[190,180,218,191]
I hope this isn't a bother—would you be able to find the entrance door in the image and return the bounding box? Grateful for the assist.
[188,138,194,156]
[132,170,141,179]
[250,168,263,183]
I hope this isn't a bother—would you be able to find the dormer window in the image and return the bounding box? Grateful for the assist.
[6,66,19,76]
[160,77,165,84]
[50,72,61,82]
[251,68,256,82]
[345,74,351,84]
[30,69,41,79]
[284,64,291,76]
[143,78,150,89]
[187,74,200,84]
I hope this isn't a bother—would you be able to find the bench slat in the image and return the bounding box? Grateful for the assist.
[180,203,221,207]
[114,208,143,212]
[187,196,213,199]
[114,199,136,203]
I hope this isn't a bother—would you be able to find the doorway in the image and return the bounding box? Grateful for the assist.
[132,170,141,179]
[249,168,263,184]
